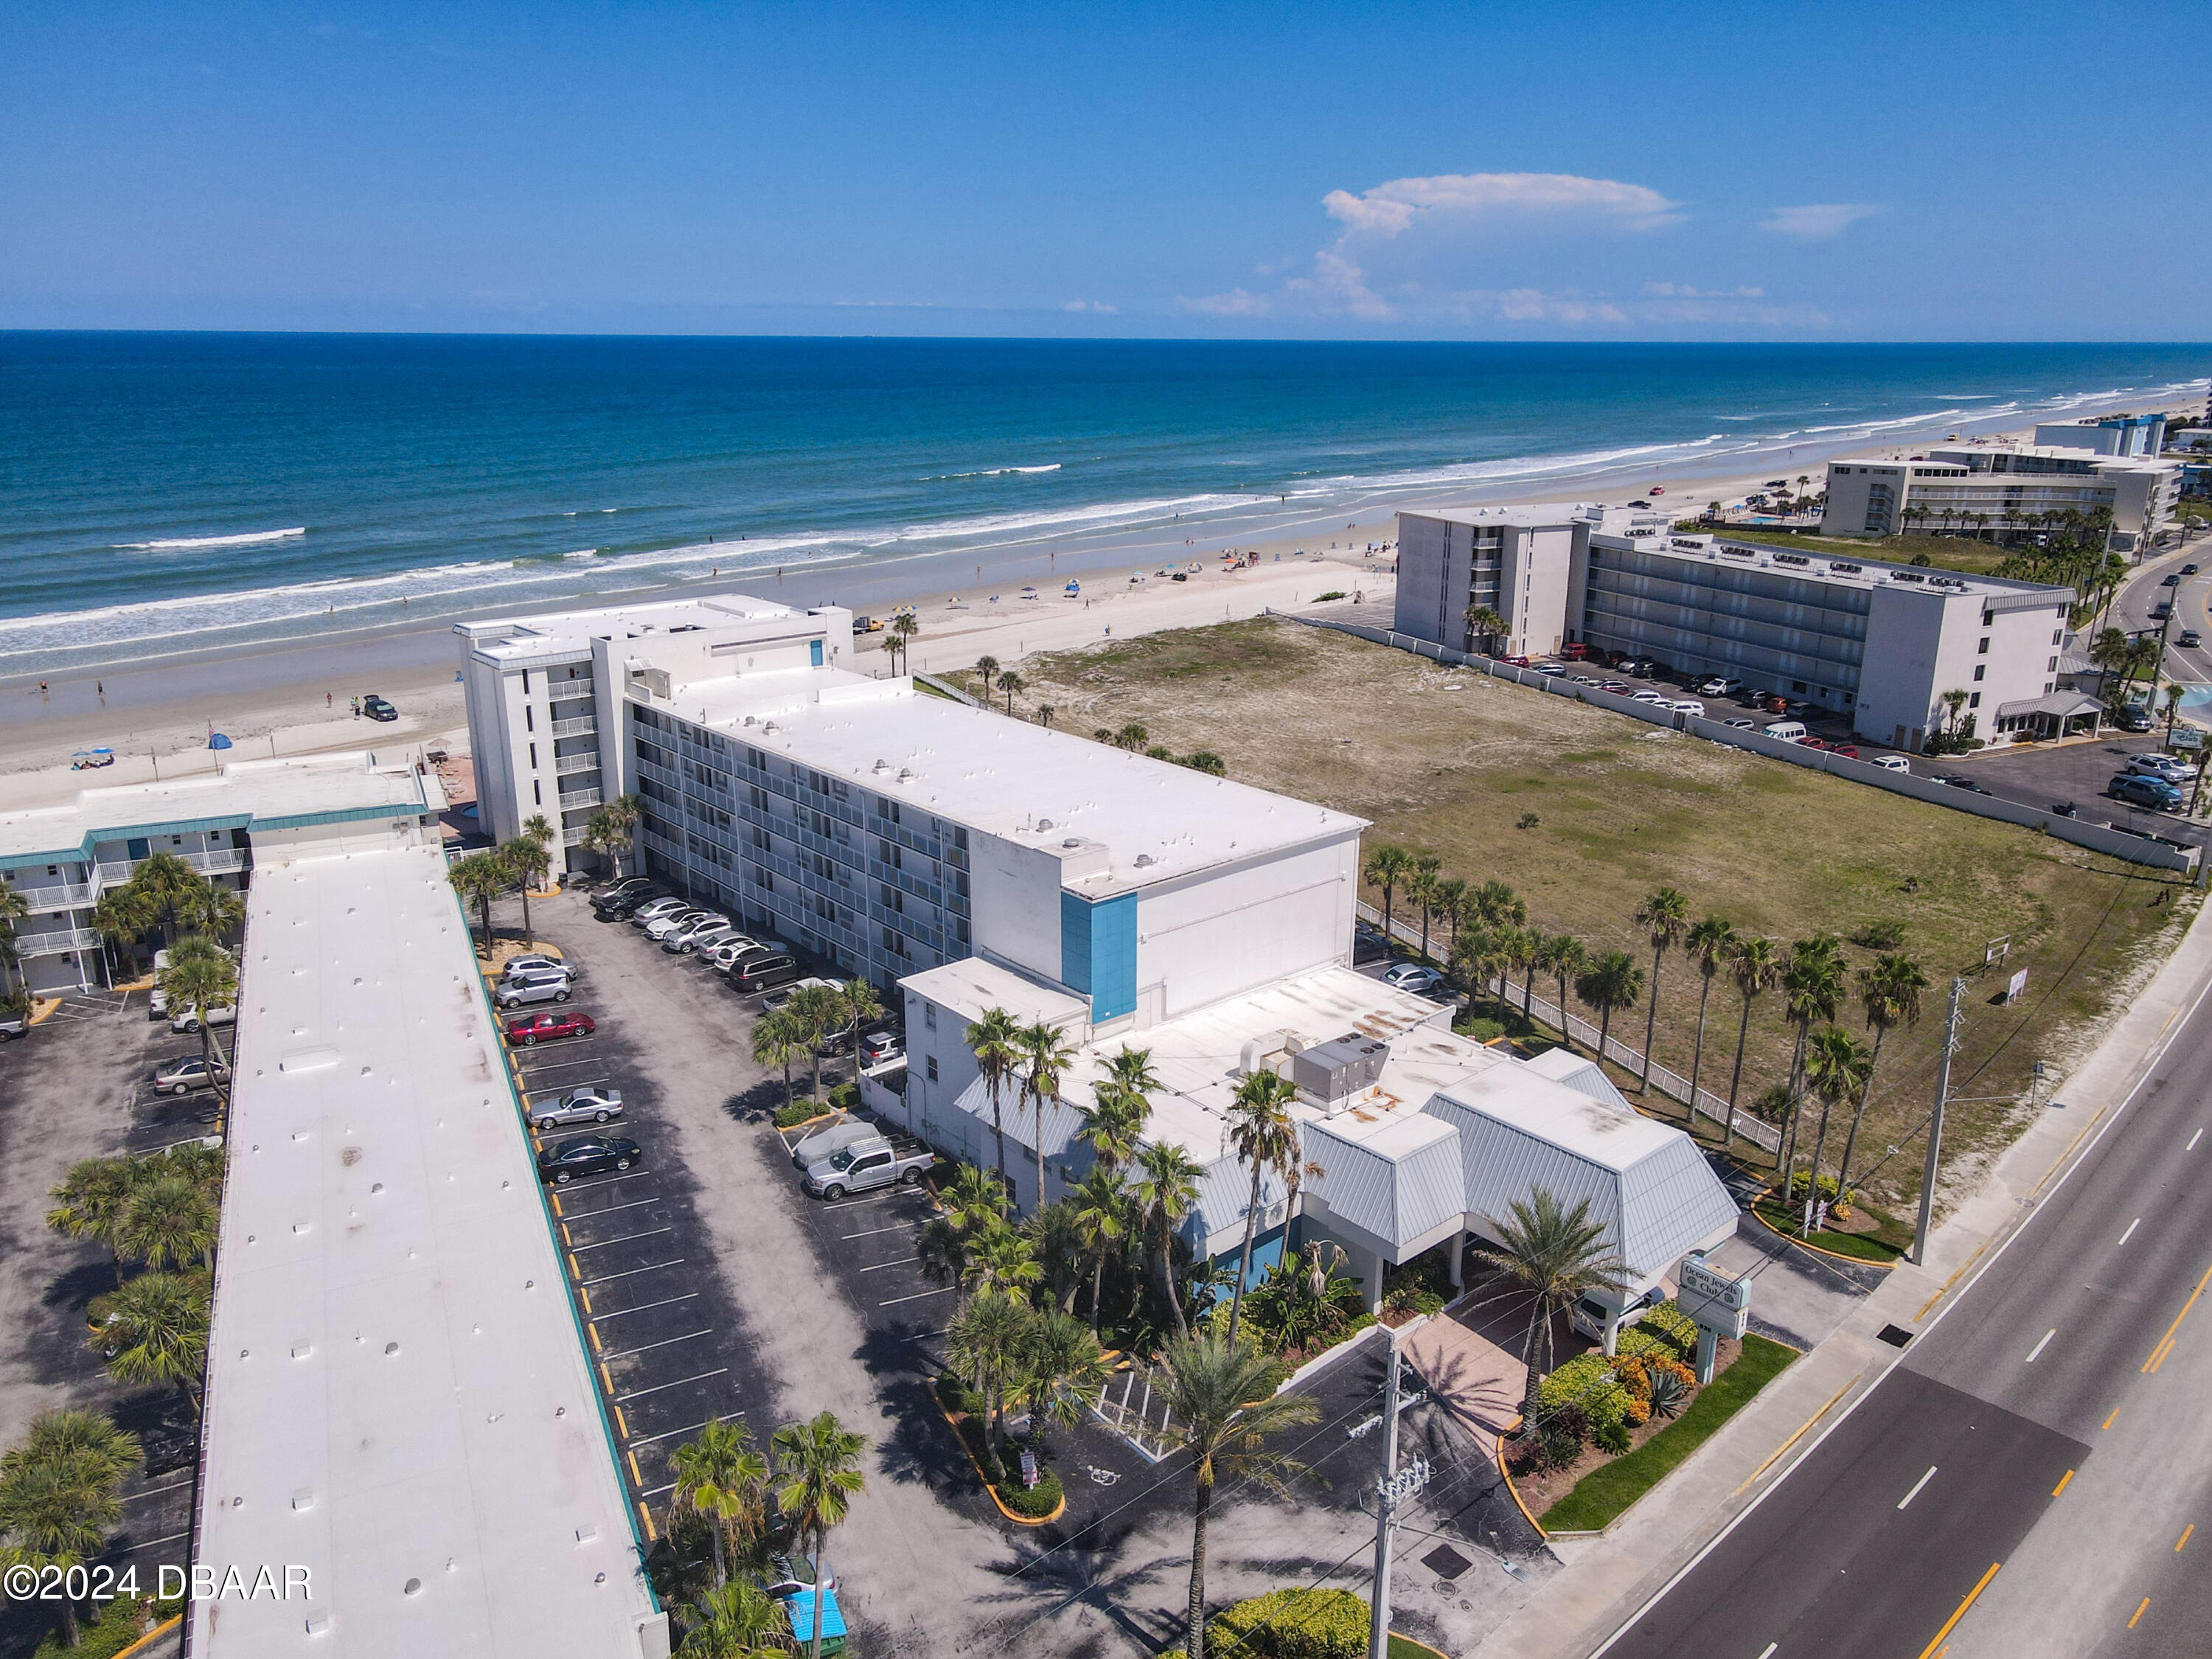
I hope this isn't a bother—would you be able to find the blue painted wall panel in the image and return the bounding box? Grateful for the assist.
[1060,890,1138,1020]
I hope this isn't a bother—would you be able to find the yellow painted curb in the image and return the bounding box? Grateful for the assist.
[112,1614,183,1659]
[27,996,62,1026]
[1388,1635,1451,1659]
[934,1390,1065,1526]
[1495,1412,1548,1540]
[1747,1190,1900,1269]
[777,1107,841,1134]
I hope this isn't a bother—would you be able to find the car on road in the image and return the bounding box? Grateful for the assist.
[2110,773,2184,811]
[537,1134,641,1184]
[629,897,692,928]
[730,953,801,995]
[2163,572,2183,586]
[526,1087,625,1132]
[2182,630,2203,649]
[170,1004,236,1034]
[153,1054,231,1095]
[800,1134,935,1200]
[2128,753,2199,782]
[790,1115,884,1169]
[501,953,575,981]
[2152,602,2173,621]
[1381,961,1445,994]
[1872,754,1912,772]
[1935,773,1992,795]
[495,968,577,1008]
[2112,706,2157,733]
[2185,563,2201,576]
[361,694,398,722]
[504,1010,597,1046]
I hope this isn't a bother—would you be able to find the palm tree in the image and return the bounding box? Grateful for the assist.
[95,1270,211,1411]
[1801,1026,1874,1228]
[771,1413,869,1659]
[973,655,1000,695]
[942,1163,1010,1232]
[751,1009,807,1117]
[1035,703,1055,730]
[0,1416,137,1647]
[1505,924,1545,1029]
[948,1294,1032,1453]
[1222,1071,1303,1346]
[1470,878,1527,931]
[174,880,245,942]
[1133,1141,1203,1339]
[1542,933,1588,1052]
[967,1226,1043,1307]
[1837,953,1930,1194]
[601,794,641,877]
[1683,917,1737,1128]
[1450,924,1510,1023]
[915,1214,978,1307]
[501,836,552,947]
[1778,936,1848,1196]
[90,887,155,982]
[448,850,507,954]
[1463,605,1508,654]
[1069,1165,1130,1335]
[838,979,884,1077]
[667,1420,771,1589]
[1724,936,1781,1144]
[128,851,205,948]
[998,672,1025,714]
[1363,844,1413,946]
[785,983,846,1103]
[964,1008,1023,1189]
[1632,886,1689,1091]
[886,612,919,674]
[1430,877,1468,953]
[1938,687,1970,737]
[1023,1199,1085,1315]
[1154,1335,1321,1659]
[675,1581,793,1659]
[1575,950,1644,1068]
[47,1157,142,1265]
[1084,1046,1157,1173]
[160,936,239,1102]
[1114,722,1150,751]
[1015,1311,1111,1454]
[1016,1020,1076,1214]
[1405,855,1443,961]
[0,882,24,1000]
[114,1172,218,1270]
[1472,1189,1628,1423]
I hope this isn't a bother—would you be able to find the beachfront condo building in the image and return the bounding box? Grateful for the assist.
[1388,507,2077,753]
[0,753,445,993]
[1820,443,2180,552]
[1391,503,1593,660]
[2033,414,2168,458]
[451,592,1736,1331]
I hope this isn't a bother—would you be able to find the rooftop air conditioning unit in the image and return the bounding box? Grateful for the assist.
[1290,1033,1390,1115]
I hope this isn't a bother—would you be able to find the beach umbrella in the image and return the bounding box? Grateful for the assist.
[207,733,233,750]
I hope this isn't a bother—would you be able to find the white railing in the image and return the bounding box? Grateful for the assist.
[562,827,592,847]
[94,847,249,885]
[559,787,603,810]
[552,716,598,737]
[6,880,95,912]
[554,753,601,776]
[15,927,100,957]
[1354,898,1783,1154]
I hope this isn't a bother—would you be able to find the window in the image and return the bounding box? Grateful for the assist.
[532,781,542,806]
[529,742,538,768]
[2048,657,2059,672]
[2052,629,2064,646]
[926,1056,939,1082]
[1977,637,1990,655]
[923,1002,936,1031]
[1968,692,1981,709]
[1972,666,1986,682]
[525,705,535,732]
[521,669,530,694]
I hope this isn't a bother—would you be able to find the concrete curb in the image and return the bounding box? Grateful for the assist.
[111,1614,182,1659]
[933,1387,1065,1527]
[1744,1189,1902,1270]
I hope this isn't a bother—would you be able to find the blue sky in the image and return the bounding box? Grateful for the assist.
[4,1,2205,339]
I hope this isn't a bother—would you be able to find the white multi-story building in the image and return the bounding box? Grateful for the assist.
[2034,414,2168,458]
[1821,444,2180,552]
[1392,504,1593,658]
[0,754,445,992]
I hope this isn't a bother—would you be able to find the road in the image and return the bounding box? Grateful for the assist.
[1593,966,2212,1659]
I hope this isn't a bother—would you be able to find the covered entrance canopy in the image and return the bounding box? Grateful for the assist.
[1995,689,2104,739]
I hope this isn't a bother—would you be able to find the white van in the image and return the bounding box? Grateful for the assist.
[1873,754,1913,773]
[1669,698,1706,717]
[1763,720,1808,742]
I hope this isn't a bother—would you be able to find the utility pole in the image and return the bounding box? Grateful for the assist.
[1913,976,1968,1266]
[1368,1326,1400,1659]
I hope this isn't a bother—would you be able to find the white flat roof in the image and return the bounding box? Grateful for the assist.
[1400,501,1596,529]
[666,669,1365,896]
[902,956,1090,1032]
[0,754,442,865]
[457,594,799,664]
[1593,529,2071,604]
[189,846,658,1658]
[1431,1053,1690,1175]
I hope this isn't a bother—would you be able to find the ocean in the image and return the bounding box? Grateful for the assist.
[2,333,2206,677]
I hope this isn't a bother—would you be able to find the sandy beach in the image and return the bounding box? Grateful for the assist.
[1,392,2190,806]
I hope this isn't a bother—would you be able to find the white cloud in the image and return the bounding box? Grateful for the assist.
[1761,204,1880,240]
[1177,288,1270,316]
[1324,171,1683,237]
[1061,299,1118,314]
[1641,282,1764,299]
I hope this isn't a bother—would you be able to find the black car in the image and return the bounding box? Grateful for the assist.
[537,1135,642,1184]
[1936,774,1992,795]
[2185,563,2200,576]
[2163,572,2182,587]
[361,693,398,721]
[2152,602,2173,621]
[730,952,799,993]
[2114,706,2157,733]
[594,882,667,919]
[2182,630,2203,649]
[140,1422,198,1477]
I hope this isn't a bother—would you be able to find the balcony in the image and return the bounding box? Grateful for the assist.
[551,715,598,738]
[5,879,95,913]
[559,786,603,810]
[15,927,100,958]
[554,752,602,777]
[93,847,251,886]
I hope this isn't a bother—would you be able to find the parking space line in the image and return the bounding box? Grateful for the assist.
[552,1169,655,1194]
[112,1530,191,1554]
[580,1259,686,1287]
[841,1221,918,1240]
[877,1287,955,1308]
[625,1411,746,1447]
[122,1480,195,1503]
[614,1368,728,1404]
[590,1293,700,1321]
[640,1480,675,1499]
[557,1194,662,1223]
[858,1258,914,1273]
[568,1225,675,1252]
[600,1329,713,1362]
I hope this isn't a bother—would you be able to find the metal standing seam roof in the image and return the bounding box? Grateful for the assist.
[1302,1115,1466,1253]
[189,846,659,1658]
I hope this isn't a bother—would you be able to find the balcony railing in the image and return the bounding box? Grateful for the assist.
[559,786,603,810]
[15,927,100,958]
[554,753,602,777]
[93,847,250,885]
[551,715,598,738]
[5,880,95,913]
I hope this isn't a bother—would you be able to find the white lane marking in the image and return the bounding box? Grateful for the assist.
[1756,1645,1778,1659]
[2025,1329,2056,1363]
[841,1221,917,1240]
[1898,1466,1938,1510]
[2118,1217,2142,1247]
[2190,1128,2205,1152]
[878,1287,956,1308]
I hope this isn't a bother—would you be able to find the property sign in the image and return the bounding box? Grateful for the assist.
[2007,967,2030,1004]
[1676,1253,1750,1340]
[2173,728,2205,751]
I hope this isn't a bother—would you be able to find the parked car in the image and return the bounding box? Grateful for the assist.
[1570,674,1600,686]
[1698,676,1745,697]
[538,1134,642,1184]
[2181,630,2202,649]
[2128,753,2199,782]
[495,969,576,1008]
[594,881,667,919]
[644,907,713,942]
[1873,754,1913,773]
[2051,801,2080,818]
[1831,743,1861,759]
[1630,689,1668,705]
[504,1010,597,1046]
[1798,737,1832,752]
[1569,1286,1665,1343]
[628,897,692,928]
[705,936,773,971]
[1723,716,1756,730]
[2112,706,2157,733]
[361,694,398,722]
[501,953,575,981]
[139,1422,198,1478]
[1531,661,1569,676]
[526,1087,625,1132]
[1668,698,1705,717]
[801,1135,935,1200]
[664,915,734,953]
[1596,681,1630,694]
[859,1029,905,1066]
[790,1116,883,1169]
[170,1004,236,1034]
[1617,658,1656,677]
[2110,773,2184,811]
[153,1055,230,1095]
[730,953,801,995]
[1381,961,1445,994]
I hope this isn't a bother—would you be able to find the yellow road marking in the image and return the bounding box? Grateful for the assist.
[637,1500,657,1542]
[1918,1562,2000,1659]
[1917,1243,1991,1322]
[579,1286,593,1315]
[568,1252,581,1278]
[2143,1259,2212,1373]
[2104,1406,2122,1430]
[1735,1373,1862,1495]
[2128,1596,2150,1630]
[587,1324,602,1355]
[627,1450,643,1484]
[2177,1523,2194,1553]
[550,1192,563,1217]
[2053,1469,2075,1497]
[560,1221,572,1246]
[613,1405,628,1438]
[599,1362,613,1393]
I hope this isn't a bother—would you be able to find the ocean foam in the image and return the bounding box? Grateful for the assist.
[119,526,307,550]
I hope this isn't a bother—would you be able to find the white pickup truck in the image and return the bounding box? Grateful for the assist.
[799,1135,935,1200]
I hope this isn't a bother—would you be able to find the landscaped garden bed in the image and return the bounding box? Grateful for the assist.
[933,1374,1065,1523]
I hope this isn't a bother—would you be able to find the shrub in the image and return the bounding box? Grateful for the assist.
[827,1081,860,1110]
[997,1461,1063,1519]
[1612,1354,1654,1427]
[1312,590,1349,603]
[1646,1361,1695,1420]
[1784,1171,1846,1206]
[937,1372,982,1416]
[1635,1301,1700,1360]
[1539,1353,1630,1437]
[1594,1416,1632,1455]
[34,1596,180,1659]
[1210,1587,1369,1659]
[775,1101,824,1128]
[1852,918,1907,950]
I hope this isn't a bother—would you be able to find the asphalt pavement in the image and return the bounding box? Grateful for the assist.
[1593,944,2212,1658]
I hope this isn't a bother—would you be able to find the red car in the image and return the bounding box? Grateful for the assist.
[1798,737,1832,752]
[1832,743,1860,759]
[504,1011,597,1047]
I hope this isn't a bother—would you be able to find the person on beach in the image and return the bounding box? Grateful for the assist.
[327,692,332,709]
[97,681,105,703]
[351,697,360,717]
[39,681,49,700]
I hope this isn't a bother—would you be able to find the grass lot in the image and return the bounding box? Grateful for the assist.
[1540,1334,1798,1532]
[981,619,2199,1213]
[1749,1196,1912,1262]
[1673,523,2013,576]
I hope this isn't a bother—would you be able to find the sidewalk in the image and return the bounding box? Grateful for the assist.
[1478,889,2212,1658]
